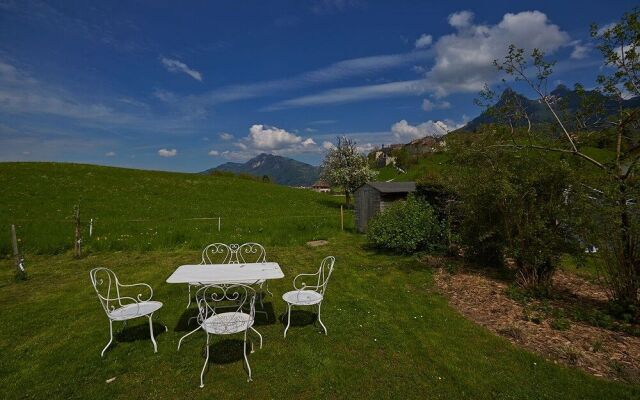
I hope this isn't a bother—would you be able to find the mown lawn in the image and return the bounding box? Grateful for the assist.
[0,235,638,399]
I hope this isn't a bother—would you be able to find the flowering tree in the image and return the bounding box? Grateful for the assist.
[320,136,377,206]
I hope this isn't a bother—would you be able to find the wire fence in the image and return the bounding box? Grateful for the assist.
[2,210,353,256]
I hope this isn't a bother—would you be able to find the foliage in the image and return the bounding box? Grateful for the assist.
[448,135,581,291]
[479,8,640,311]
[320,136,377,205]
[367,196,442,253]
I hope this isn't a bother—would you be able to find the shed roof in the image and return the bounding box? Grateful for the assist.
[364,181,416,193]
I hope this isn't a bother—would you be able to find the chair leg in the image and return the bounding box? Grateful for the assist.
[317,302,327,335]
[148,314,158,353]
[243,329,252,382]
[284,303,292,338]
[250,326,263,350]
[187,285,192,309]
[178,325,201,351]
[101,320,114,357]
[200,333,210,388]
[264,281,273,297]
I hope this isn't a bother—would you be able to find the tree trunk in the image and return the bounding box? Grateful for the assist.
[345,191,351,207]
[617,181,639,307]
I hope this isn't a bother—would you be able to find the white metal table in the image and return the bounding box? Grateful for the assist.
[166,262,284,285]
[167,262,284,349]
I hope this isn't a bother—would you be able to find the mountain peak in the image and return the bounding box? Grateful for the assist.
[551,84,570,96]
[204,153,320,186]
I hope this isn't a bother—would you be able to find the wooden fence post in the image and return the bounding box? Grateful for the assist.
[89,218,93,237]
[74,205,82,258]
[218,217,221,232]
[340,205,344,231]
[11,224,26,280]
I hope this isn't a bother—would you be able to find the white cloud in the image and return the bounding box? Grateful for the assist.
[189,50,430,108]
[223,124,323,160]
[391,119,452,140]
[356,143,376,153]
[266,11,571,109]
[322,141,336,150]
[448,10,474,29]
[246,124,309,150]
[570,41,590,59]
[208,150,219,156]
[426,10,570,97]
[415,34,433,49]
[219,132,234,141]
[105,151,116,157]
[158,148,177,157]
[265,79,428,110]
[421,98,451,111]
[160,57,203,81]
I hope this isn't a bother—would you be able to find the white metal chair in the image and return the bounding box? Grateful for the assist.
[236,243,272,308]
[282,256,335,338]
[186,243,233,308]
[89,267,164,356]
[193,284,262,387]
[179,242,268,349]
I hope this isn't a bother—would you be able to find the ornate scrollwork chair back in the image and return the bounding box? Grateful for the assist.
[89,267,163,356]
[201,243,233,264]
[194,284,262,387]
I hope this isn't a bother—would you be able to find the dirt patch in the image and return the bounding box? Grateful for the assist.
[306,240,329,247]
[433,267,640,382]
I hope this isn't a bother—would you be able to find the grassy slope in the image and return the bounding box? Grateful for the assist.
[375,153,451,182]
[0,162,349,255]
[0,163,638,399]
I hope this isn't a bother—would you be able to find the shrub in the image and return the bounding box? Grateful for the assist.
[448,133,582,292]
[367,196,442,253]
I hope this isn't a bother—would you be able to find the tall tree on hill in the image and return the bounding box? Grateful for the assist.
[480,8,640,311]
[320,136,377,206]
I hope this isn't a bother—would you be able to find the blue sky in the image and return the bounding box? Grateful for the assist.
[0,0,636,171]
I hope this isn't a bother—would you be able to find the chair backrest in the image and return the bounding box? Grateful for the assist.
[316,256,335,296]
[89,267,121,315]
[201,243,233,264]
[236,242,266,263]
[196,284,256,332]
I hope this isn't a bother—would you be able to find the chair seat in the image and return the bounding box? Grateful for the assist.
[109,301,163,321]
[201,312,254,335]
[282,290,323,306]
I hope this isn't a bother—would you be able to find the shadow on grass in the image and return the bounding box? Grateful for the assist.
[279,309,317,328]
[202,339,254,365]
[116,321,166,342]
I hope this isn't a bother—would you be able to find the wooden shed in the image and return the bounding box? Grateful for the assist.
[354,181,416,233]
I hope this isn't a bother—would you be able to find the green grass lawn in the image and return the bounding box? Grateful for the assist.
[1,162,639,399]
[0,162,350,255]
[375,152,451,182]
[1,237,638,399]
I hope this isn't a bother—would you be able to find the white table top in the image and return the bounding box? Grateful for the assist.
[166,262,284,284]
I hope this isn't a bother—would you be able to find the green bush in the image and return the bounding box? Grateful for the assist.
[367,196,442,253]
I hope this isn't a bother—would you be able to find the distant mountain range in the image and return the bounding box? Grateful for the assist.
[204,153,321,186]
[460,84,640,132]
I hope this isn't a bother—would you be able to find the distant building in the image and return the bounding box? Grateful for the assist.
[354,181,416,233]
[312,180,331,193]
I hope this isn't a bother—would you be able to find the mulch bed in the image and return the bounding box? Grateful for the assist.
[432,264,640,382]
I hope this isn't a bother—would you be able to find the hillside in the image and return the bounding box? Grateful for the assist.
[461,85,640,132]
[205,153,321,186]
[0,162,346,254]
